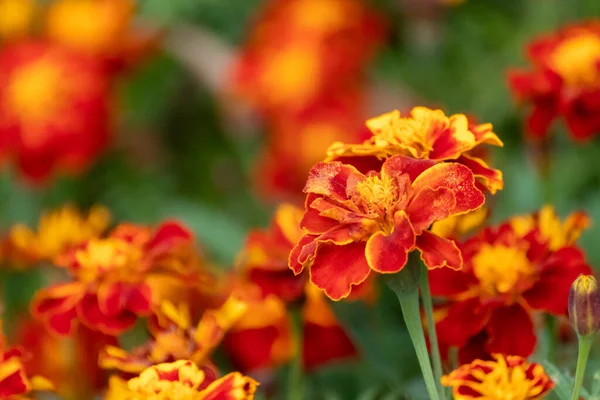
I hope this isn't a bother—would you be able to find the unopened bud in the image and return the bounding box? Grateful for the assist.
[568,274,600,337]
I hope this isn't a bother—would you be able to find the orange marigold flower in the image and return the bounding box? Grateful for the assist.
[0,0,37,41]
[327,107,504,194]
[105,360,258,400]
[0,320,53,399]
[7,204,110,264]
[441,354,554,400]
[508,21,600,140]
[236,203,307,303]
[430,206,592,363]
[100,296,247,374]
[31,220,202,336]
[290,155,485,300]
[231,0,384,114]
[0,41,111,182]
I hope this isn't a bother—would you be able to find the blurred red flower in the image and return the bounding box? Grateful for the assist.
[508,21,600,140]
[430,206,592,363]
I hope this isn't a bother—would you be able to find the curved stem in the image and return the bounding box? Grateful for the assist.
[420,266,446,399]
[571,336,593,400]
[395,289,441,400]
[288,307,304,400]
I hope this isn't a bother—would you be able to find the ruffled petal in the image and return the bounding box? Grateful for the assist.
[365,211,415,273]
[485,304,536,357]
[436,298,490,347]
[416,230,462,270]
[304,161,361,202]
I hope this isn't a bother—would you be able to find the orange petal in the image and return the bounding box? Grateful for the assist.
[416,230,462,270]
[365,210,416,273]
[304,161,362,202]
[458,154,504,194]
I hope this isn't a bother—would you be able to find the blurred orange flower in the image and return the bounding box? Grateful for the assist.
[0,320,53,399]
[0,0,37,41]
[99,296,247,374]
[508,20,600,140]
[327,107,504,193]
[105,360,258,400]
[441,354,554,400]
[6,204,110,265]
[290,155,485,300]
[231,0,384,115]
[430,206,591,362]
[0,41,112,182]
[31,220,206,336]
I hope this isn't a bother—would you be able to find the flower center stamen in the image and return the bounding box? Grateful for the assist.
[549,33,600,87]
[472,244,533,297]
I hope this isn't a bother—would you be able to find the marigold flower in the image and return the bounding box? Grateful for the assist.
[7,204,110,264]
[430,206,592,362]
[100,296,247,374]
[231,0,384,114]
[31,220,205,336]
[0,41,111,182]
[105,360,258,400]
[569,274,600,337]
[430,206,489,239]
[290,155,485,300]
[508,21,600,140]
[441,354,554,400]
[327,107,504,193]
[0,0,36,40]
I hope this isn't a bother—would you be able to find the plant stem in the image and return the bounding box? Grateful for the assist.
[419,265,446,400]
[395,289,441,400]
[288,307,304,400]
[571,336,593,400]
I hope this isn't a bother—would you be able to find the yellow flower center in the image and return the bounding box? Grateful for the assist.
[5,57,71,146]
[466,358,548,399]
[355,173,402,219]
[472,244,533,297]
[549,33,600,87]
[75,238,142,282]
[127,363,205,400]
[0,0,35,39]
[262,46,319,105]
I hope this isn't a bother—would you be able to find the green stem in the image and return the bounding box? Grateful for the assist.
[420,266,446,400]
[571,336,593,400]
[288,307,304,400]
[396,289,441,400]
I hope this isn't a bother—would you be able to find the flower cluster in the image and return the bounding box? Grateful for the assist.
[231,0,385,199]
[508,21,600,140]
[0,0,156,182]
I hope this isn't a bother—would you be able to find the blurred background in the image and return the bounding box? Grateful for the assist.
[1,0,600,398]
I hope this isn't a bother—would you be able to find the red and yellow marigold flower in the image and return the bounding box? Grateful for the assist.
[0,41,112,182]
[6,204,110,265]
[100,296,247,374]
[31,220,205,336]
[289,155,485,300]
[441,354,554,400]
[105,360,258,400]
[508,21,600,140]
[430,206,592,362]
[326,106,504,194]
[0,320,53,399]
[231,0,384,115]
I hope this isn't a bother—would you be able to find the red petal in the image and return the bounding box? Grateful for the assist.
[416,231,462,270]
[365,211,415,273]
[304,162,361,202]
[457,155,504,194]
[436,298,490,347]
[380,155,436,182]
[405,187,456,233]
[428,267,477,297]
[125,284,152,315]
[146,220,193,253]
[289,234,318,275]
[523,247,592,315]
[485,304,536,357]
[310,242,371,301]
[97,282,124,317]
[303,323,357,370]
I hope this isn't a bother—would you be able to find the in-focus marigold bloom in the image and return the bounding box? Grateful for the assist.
[0,0,36,40]
[0,320,53,399]
[231,0,384,114]
[430,206,592,362]
[32,220,205,336]
[7,204,110,264]
[105,360,258,400]
[568,274,600,337]
[100,296,247,374]
[327,107,504,194]
[441,354,554,400]
[290,155,485,300]
[508,21,600,140]
[0,41,111,182]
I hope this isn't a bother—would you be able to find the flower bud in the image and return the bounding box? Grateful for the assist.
[568,274,600,337]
